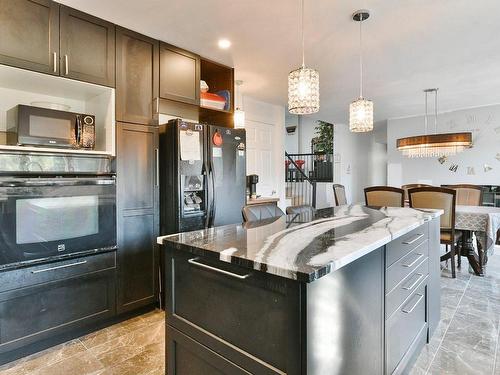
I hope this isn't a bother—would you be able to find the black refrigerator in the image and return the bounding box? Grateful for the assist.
[159,119,246,235]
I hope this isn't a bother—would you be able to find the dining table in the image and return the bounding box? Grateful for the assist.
[455,205,500,276]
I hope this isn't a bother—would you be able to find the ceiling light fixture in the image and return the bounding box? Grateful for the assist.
[397,89,473,158]
[234,80,245,129]
[349,10,373,132]
[288,0,319,115]
[218,39,231,49]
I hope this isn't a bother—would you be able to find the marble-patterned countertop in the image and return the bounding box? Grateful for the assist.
[157,205,442,282]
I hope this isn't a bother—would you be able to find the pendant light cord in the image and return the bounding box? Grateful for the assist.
[424,90,428,134]
[359,13,364,98]
[434,89,438,134]
[301,0,305,68]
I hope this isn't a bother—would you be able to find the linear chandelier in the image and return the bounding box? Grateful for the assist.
[288,0,319,115]
[397,89,472,158]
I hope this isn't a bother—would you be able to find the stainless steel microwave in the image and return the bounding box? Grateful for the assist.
[6,105,96,149]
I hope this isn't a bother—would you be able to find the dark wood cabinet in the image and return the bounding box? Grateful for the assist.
[60,6,115,87]
[116,122,159,313]
[0,0,60,75]
[116,27,159,125]
[159,42,200,105]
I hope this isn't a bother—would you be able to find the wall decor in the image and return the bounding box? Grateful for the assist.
[467,166,475,175]
[496,153,500,161]
[494,126,500,134]
[484,164,493,172]
[438,155,448,164]
[449,164,458,172]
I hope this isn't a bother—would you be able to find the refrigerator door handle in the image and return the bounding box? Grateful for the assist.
[210,160,216,227]
[205,162,213,228]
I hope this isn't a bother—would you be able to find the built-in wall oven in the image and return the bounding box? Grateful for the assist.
[0,151,116,268]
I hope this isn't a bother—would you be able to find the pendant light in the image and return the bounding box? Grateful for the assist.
[349,10,374,132]
[397,89,472,158]
[288,0,319,115]
[234,80,245,129]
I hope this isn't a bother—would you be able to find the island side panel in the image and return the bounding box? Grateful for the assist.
[306,246,385,375]
[427,217,441,337]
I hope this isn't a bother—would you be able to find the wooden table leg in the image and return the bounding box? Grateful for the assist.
[461,230,484,276]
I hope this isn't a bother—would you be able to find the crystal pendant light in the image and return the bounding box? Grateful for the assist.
[234,80,245,129]
[349,10,373,132]
[288,0,319,115]
[397,89,472,158]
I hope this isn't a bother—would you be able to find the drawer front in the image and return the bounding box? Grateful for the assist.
[0,251,116,293]
[386,282,427,375]
[0,269,116,353]
[386,240,428,293]
[386,224,428,267]
[167,326,251,375]
[386,259,428,319]
[166,249,299,374]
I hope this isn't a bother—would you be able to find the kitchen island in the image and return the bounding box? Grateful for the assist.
[157,205,442,375]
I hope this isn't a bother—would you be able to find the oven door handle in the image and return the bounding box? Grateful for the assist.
[0,177,116,187]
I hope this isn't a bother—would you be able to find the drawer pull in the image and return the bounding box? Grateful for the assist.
[402,273,424,291]
[188,258,250,280]
[402,293,424,314]
[402,253,424,268]
[402,233,424,245]
[31,260,87,274]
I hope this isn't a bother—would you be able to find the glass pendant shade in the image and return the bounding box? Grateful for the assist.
[397,132,472,158]
[288,67,320,114]
[349,97,373,132]
[234,108,245,129]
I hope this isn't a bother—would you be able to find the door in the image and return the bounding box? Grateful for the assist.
[208,126,246,227]
[59,6,115,86]
[0,0,59,75]
[116,122,159,313]
[116,27,159,125]
[159,43,200,105]
[245,121,275,197]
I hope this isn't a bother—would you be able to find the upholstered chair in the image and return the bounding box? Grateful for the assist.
[333,184,347,206]
[442,184,483,206]
[409,187,460,278]
[364,186,405,207]
[402,184,432,202]
[242,204,285,223]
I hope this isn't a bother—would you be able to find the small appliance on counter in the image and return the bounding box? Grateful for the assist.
[246,174,259,199]
[6,104,96,150]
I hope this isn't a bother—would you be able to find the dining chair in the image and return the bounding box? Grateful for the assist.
[333,184,347,206]
[402,183,432,202]
[286,204,315,215]
[408,187,460,278]
[442,184,483,206]
[242,204,285,222]
[364,186,405,207]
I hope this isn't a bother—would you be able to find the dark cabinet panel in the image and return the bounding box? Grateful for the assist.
[116,27,159,125]
[116,122,159,313]
[0,266,115,354]
[59,6,115,87]
[0,0,59,75]
[159,43,200,105]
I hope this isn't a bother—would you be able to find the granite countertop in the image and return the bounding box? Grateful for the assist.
[157,204,442,282]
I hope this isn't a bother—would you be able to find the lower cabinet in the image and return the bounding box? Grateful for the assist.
[0,252,116,357]
[116,122,159,313]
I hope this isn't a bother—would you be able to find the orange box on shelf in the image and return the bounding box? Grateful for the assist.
[200,92,226,110]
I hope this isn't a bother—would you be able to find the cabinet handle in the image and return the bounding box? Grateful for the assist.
[402,253,424,268]
[402,273,424,291]
[155,148,159,187]
[156,97,159,114]
[402,293,424,314]
[402,233,424,245]
[53,52,57,73]
[31,260,87,274]
[188,258,250,280]
[64,54,69,75]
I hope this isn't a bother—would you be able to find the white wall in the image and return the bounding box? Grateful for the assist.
[243,95,286,211]
[387,104,500,186]
[284,113,299,154]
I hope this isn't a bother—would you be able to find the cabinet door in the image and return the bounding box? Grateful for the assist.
[116,122,159,313]
[0,0,59,75]
[59,6,115,86]
[116,27,159,125]
[159,43,200,105]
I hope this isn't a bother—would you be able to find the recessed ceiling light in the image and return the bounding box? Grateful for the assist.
[218,39,231,49]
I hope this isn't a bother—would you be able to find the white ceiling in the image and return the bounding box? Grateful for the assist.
[59,0,500,124]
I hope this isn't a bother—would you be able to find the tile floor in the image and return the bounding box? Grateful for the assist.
[0,309,165,375]
[1,248,499,375]
[410,246,500,375]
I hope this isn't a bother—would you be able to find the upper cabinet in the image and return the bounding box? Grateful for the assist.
[159,43,200,105]
[0,0,115,87]
[59,6,115,87]
[0,0,60,75]
[116,27,159,125]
